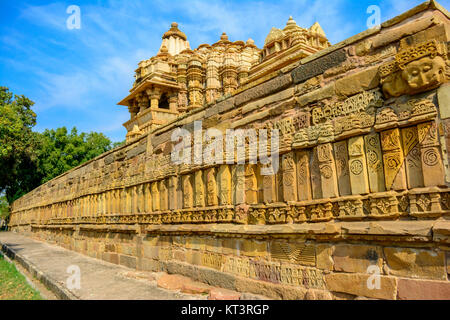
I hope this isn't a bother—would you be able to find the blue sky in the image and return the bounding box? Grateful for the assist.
[1,0,449,142]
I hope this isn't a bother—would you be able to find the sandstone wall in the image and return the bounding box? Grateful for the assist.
[8,1,450,299]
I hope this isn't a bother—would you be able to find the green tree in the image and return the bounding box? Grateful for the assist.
[36,127,115,184]
[1,87,120,204]
[0,194,9,219]
[0,87,40,203]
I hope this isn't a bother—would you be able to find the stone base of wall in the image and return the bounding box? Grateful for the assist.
[13,223,450,300]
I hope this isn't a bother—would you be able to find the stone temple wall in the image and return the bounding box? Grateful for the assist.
[8,1,450,299]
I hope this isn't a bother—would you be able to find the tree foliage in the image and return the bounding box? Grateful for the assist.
[36,127,114,183]
[0,87,120,204]
[0,87,39,203]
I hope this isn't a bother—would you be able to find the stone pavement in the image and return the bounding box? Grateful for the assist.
[0,232,208,300]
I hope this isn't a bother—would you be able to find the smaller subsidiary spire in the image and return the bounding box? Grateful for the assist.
[309,22,326,37]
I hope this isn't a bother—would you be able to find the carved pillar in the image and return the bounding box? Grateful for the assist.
[334,141,351,196]
[177,62,188,113]
[245,164,258,204]
[206,168,218,206]
[233,164,246,205]
[137,93,149,113]
[364,133,386,193]
[121,189,127,213]
[146,88,161,110]
[137,185,144,213]
[401,127,423,188]
[168,176,178,210]
[316,143,339,198]
[168,92,178,112]
[348,137,370,195]
[187,56,204,110]
[194,170,205,207]
[418,122,445,187]
[218,165,232,205]
[151,182,160,211]
[310,148,323,200]
[282,152,297,202]
[144,183,151,213]
[381,128,407,191]
[296,150,312,201]
[182,174,193,208]
[206,55,220,104]
[160,179,168,211]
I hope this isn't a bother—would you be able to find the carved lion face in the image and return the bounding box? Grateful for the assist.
[401,56,445,93]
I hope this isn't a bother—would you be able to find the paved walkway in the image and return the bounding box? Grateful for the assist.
[0,232,204,300]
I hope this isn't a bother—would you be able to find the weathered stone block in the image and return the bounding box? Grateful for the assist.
[292,49,347,84]
[335,66,380,97]
[384,247,447,280]
[333,244,383,274]
[325,273,397,300]
[438,83,450,120]
[397,278,450,300]
[241,239,267,257]
[119,254,137,269]
[235,74,292,106]
[316,244,334,271]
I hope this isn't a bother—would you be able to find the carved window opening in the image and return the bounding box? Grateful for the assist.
[159,93,170,109]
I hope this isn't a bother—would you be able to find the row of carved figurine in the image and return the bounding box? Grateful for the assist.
[10,188,450,227]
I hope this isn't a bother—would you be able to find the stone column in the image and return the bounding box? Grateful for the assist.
[218,165,232,205]
[400,127,423,188]
[194,170,205,207]
[137,93,149,114]
[333,141,351,196]
[206,168,218,206]
[282,152,297,202]
[168,176,178,210]
[168,93,178,112]
[144,183,151,213]
[151,182,160,211]
[364,133,386,192]
[348,137,370,195]
[245,165,258,204]
[418,122,445,187]
[296,150,312,201]
[233,165,246,205]
[160,179,168,211]
[310,148,323,200]
[182,174,193,208]
[381,128,407,191]
[317,143,339,198]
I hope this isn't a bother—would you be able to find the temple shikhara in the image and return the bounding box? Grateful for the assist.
[8,1,450,299]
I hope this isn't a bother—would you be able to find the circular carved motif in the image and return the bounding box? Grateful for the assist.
[350,160,363,175]
[283,172,294,186]
[367,150,378,165]
[423,149,438,166]
[320,165,333,179]
[386,156,400,170]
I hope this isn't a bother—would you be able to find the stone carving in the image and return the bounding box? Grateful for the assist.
[348,137,370,195]
[380,40,447,97]
[311,90,383,125]
[206,168,218,206]
[381,129,407,191]
[418,122,445,187]
[282,153,297,201]
[364,133,386,193]
[316,143,338,199]
[401,127,424,188]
